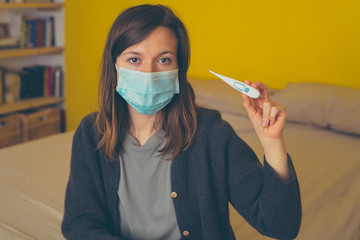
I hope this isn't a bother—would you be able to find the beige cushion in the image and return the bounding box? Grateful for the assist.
[272,82,360,135]
[189,78,247,116]
[190,78,360,135]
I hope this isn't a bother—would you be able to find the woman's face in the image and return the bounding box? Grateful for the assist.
[115,26,178,78]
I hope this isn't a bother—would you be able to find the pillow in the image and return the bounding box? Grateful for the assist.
[190,79,360,135]
[329,87,360,135]
[189,78,248,116]
[190,78,282,116]
[271,82,360,135]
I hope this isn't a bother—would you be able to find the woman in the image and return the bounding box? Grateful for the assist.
[62,4,301,240]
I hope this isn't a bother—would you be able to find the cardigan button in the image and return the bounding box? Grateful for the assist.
[171,192,177,198]
[183,230,189,236]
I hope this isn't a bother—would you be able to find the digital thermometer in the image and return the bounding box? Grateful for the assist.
[207,70,260,98]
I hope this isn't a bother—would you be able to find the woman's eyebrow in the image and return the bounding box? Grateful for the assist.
[157,51,177,57]
[122,51,142,56]
[122,50,176,56]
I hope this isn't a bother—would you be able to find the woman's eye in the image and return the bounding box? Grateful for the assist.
[129,58,139,63]
[159,58,171,64]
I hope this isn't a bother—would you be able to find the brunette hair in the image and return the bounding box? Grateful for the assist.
[96,4,197,161]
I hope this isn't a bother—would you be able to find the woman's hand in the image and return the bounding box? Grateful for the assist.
[242,80,286,141]
[242,80,290,180]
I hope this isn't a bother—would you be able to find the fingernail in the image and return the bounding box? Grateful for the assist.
[270,120,274,125]
[262,120,268,127]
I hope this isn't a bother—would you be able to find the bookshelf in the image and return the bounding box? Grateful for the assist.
[0,46,64,59]
[0,96,64,115]
[0,1,65,146]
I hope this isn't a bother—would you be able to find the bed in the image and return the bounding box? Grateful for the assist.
[1,78,359,240]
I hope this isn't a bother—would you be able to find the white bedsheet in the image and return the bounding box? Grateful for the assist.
[0,132,73,240]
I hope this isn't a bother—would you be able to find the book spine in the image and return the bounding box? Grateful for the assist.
[0,68,3,106]
[35,19,45,48]
[14,74,21,102]
[44,18,48,47]
[47,66,53,96]
[4,72,14,104]
[25,19,30,48]
[38,19,46,47]
[49,16,55,47]
[25,0,52,3]
[20,71,30,99]
[22,66,43,98]
[19,15,26,48]
[35,67,45,97]
[53,66,62,97]
[43,66,48,96]
[30,20,36,48]
[1,70,22,104]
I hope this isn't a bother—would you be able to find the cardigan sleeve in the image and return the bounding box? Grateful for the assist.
[214,120,301,239]
[61,119,123,240]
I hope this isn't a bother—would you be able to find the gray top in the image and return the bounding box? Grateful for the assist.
[118,129,181,240]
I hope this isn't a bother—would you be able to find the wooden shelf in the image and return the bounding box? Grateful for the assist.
[0,47,64,59]
[0,97,64,115]
[0,3,63,10]
[0,1,66,135]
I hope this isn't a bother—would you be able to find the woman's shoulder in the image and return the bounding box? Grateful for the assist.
[195,106,237,137]
[196,106,222,123]
[195,107,229,133]
[80,112,98,127]
[74,111,99,139]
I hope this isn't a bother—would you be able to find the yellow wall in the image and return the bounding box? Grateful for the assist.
[65,0,360,130]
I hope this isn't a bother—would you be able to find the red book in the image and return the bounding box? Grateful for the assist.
[35,19,46,47]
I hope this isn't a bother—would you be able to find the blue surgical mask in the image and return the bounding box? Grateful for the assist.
[115,65,179,115]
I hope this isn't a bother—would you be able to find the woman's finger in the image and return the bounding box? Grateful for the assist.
[251,81,270,102]
[269,104,286,125]
[244,79,261,110]
[242,93,256,116]
[243,80,257,113]
[269,104,279,125]
[262,102,271,127]
[244,79,252,87]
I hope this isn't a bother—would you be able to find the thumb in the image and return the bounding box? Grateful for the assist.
[242,93,256,116]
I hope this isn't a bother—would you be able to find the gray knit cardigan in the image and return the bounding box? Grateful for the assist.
[62,107,301,240]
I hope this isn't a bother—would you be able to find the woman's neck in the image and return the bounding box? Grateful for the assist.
[127,106,162,146]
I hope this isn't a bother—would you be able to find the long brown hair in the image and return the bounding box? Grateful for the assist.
[96,4,197,161]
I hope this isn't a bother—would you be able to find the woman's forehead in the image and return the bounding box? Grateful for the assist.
[121,27,178,56]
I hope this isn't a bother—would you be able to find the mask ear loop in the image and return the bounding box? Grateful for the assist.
[115,63,120,73]
[114,64,122,90]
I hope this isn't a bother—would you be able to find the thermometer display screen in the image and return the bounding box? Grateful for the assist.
[233,82,245,91]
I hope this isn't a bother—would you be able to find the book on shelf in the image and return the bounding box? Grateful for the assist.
[22,65,46,98]
[0,65,63,106]
[0,1,54,3]
[0,69,3,105]
[22,65,63,98]
[24,0,54,3]
[0,68,21,105]
[52,65,63,97]
[0,0,22,3]
[0,15,55,49]
[0,1,20,3]
[23,16,55,48]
